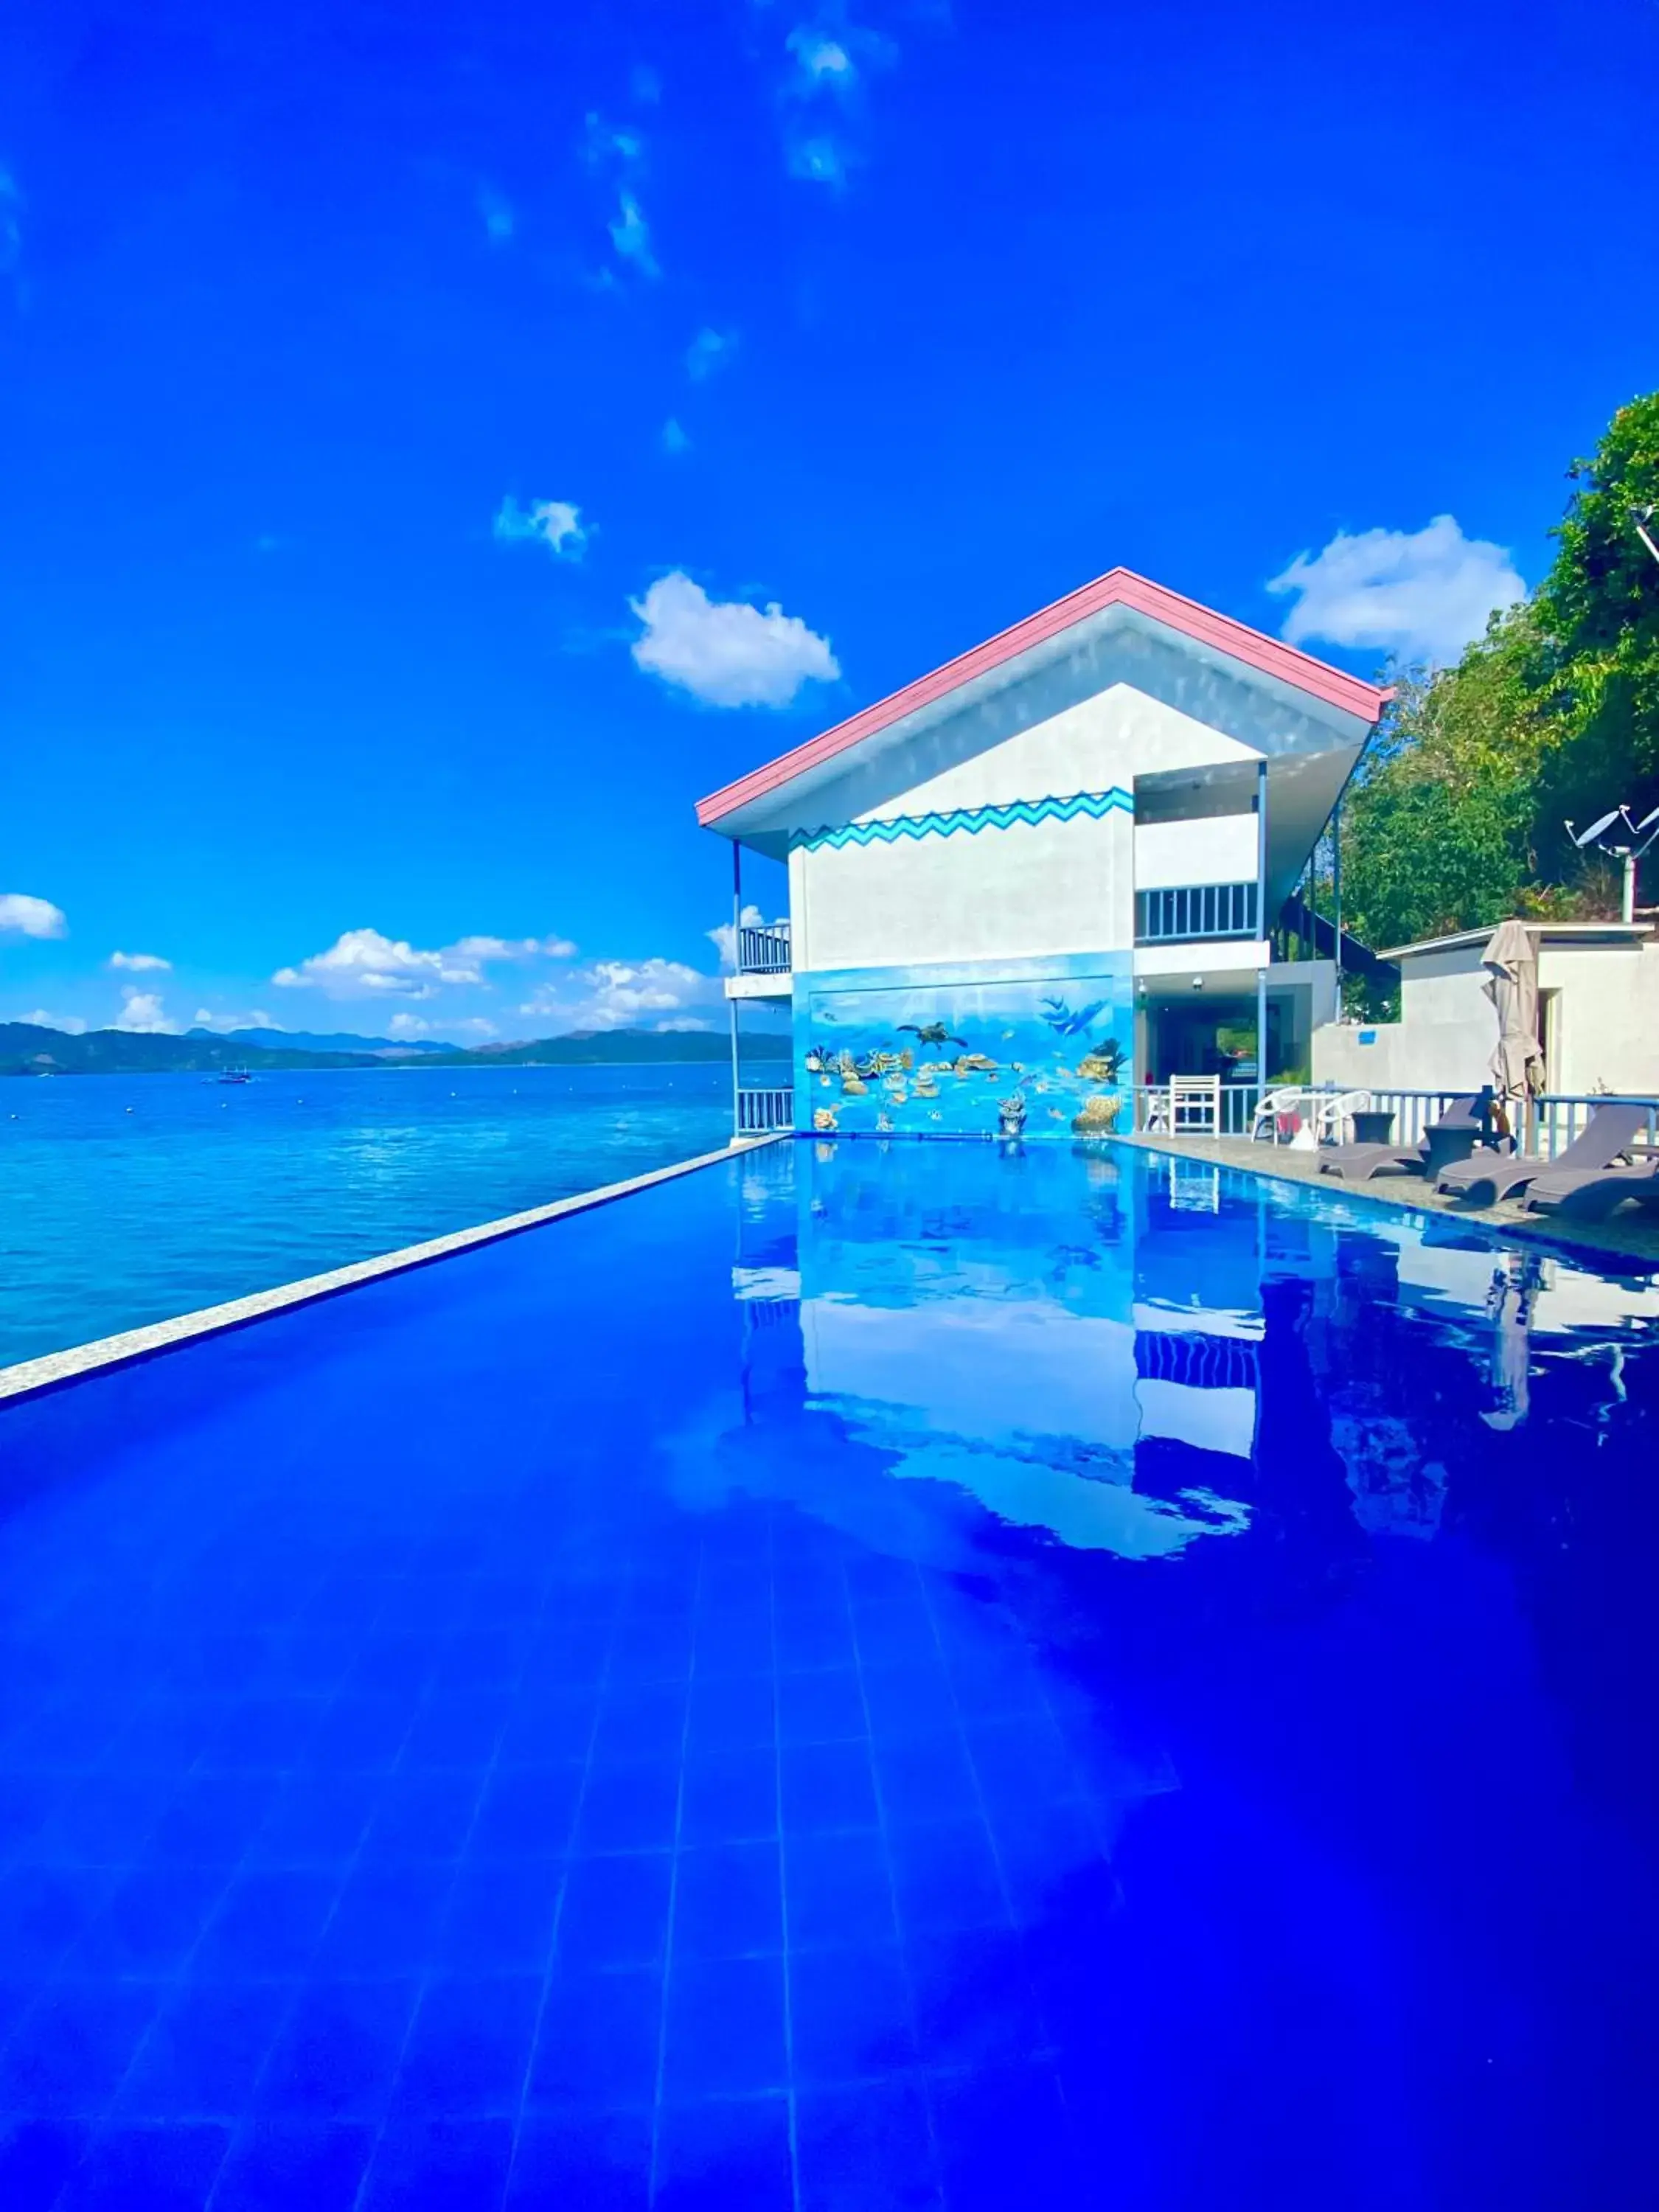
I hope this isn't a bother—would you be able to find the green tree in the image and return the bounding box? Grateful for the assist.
[1532,389,1659,875]
[1335,389,1659,953]
[1339,604,1565,950]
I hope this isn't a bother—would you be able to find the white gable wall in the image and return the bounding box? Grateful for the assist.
[792,681,1263,974]
[841,682,1259,822]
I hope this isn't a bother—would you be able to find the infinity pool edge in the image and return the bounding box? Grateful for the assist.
[0,1131,787,1405]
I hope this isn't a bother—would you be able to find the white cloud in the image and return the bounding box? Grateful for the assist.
[655,1017,716,1032]
[448,933,577,961]
[787,136,849,187]
[518,955,722,1032]
[1267,515,1527,667]
[661,418,691,456]
[386,1012,434,1038]
[707,902,765,973]
[630,571,839,707]
[779,15,899,186]
[787,28,857,83]
[583,113,644,169]
[192,1008,275,1031]
[273,927,575,1001]
[478,184,515,243]
[686,327,737,381]
[0,892,68,939]
[109,950,171,973]
[114,987,173,1033]
[493,496,588,560]
[16,1009,86,1034]
[609,191,659,278]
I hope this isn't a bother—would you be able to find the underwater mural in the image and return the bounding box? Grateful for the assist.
[795,956,1134,1140]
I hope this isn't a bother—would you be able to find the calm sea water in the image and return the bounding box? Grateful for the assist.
[1,1139,1656,2207]
[0,1064,734,1366]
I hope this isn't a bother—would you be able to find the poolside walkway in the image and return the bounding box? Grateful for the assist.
[1119,1131,1659,1273]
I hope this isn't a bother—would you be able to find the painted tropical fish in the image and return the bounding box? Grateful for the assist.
[1040,995,1107,1038]
[899,1021,967,1048]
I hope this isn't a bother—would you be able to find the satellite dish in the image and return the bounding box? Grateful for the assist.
[1573,808,1623,847]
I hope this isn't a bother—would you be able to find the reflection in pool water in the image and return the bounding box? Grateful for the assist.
[1,1136,1657,2208]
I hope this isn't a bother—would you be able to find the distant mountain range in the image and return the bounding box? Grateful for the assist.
[187,1026,450,1057]
[0,1022,790,1077]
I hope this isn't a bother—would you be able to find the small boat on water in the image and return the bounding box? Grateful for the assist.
[214,1067,252,1085]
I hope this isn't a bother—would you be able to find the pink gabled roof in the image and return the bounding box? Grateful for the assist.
[695,566,1390,828]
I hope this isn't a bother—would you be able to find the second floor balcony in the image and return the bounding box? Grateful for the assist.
[1135,881,1259,945]
[738,919,793,975]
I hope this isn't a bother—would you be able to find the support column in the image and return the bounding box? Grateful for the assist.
[1256,760,1269,1101]
[730,842,742,1139]
[1332,800,1343,973]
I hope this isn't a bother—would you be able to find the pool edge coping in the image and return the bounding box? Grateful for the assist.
[1119,1130,1659,1276]
[0,1131,788,1405]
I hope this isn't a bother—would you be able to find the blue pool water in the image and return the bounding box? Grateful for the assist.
[0,1065,733,1368]
[1,1137,1658,2208]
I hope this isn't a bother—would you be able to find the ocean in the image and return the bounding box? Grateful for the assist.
[0,1061,736,1368]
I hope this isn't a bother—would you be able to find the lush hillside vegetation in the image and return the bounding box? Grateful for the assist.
[1338,391,1659,956]
[0,1023,789,1077]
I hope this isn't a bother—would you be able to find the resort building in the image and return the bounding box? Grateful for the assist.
[698,568,1388,1138]
[1312,919,1659,1098]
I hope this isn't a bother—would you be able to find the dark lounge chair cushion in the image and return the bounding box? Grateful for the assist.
[1437,1102,1652,1208]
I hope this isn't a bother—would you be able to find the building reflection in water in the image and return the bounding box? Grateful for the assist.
[724,1138,1659,1562]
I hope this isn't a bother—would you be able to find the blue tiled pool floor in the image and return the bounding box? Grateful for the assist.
[0,1499,1112,2208]
[3,1137,1659,2207]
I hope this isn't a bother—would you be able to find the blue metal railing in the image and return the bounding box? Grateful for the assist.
[737,922,792,975]
[1135,882,1258,945]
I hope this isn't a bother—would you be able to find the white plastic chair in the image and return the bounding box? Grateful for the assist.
[1310,1089,1372,1147]
[1250,1086,1312,1145]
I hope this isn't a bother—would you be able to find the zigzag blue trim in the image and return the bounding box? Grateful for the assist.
[790,787,1133,852]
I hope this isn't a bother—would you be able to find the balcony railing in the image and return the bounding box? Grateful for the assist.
[1135,882,1258,945]
[737,921,792,975]
[737,1085,795,1134]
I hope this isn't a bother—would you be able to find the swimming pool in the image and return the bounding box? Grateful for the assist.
[2,1137,1657,2208]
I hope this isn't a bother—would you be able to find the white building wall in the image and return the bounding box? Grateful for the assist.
[796,809,1132,973]
[836,682,1259,824]
[1312,937,1659,1096]
[793,681,1259,976]
[1541,942,1659,1093]
[1133,813,1257,889]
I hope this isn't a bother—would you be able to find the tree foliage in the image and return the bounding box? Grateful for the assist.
[1338,392,1659,953]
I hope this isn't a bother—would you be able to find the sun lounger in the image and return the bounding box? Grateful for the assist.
[1318,1094,1488,1183]
[1522,1155,1659,1220]
[1436,1101,1654,1208]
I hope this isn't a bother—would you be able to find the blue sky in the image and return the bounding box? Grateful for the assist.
[3,0,1657,1042]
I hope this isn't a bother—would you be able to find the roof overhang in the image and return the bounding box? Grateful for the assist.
[696,567,1390,839]
[1380,922,1652,961]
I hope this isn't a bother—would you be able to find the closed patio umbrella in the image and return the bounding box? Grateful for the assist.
[1482,919,1544,1112]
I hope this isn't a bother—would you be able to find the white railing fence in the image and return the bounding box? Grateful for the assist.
[736,1085,794,1135]
[1138,1083,1659,1158]
[1532,1094,1659,1161]
[737,922,793,975]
